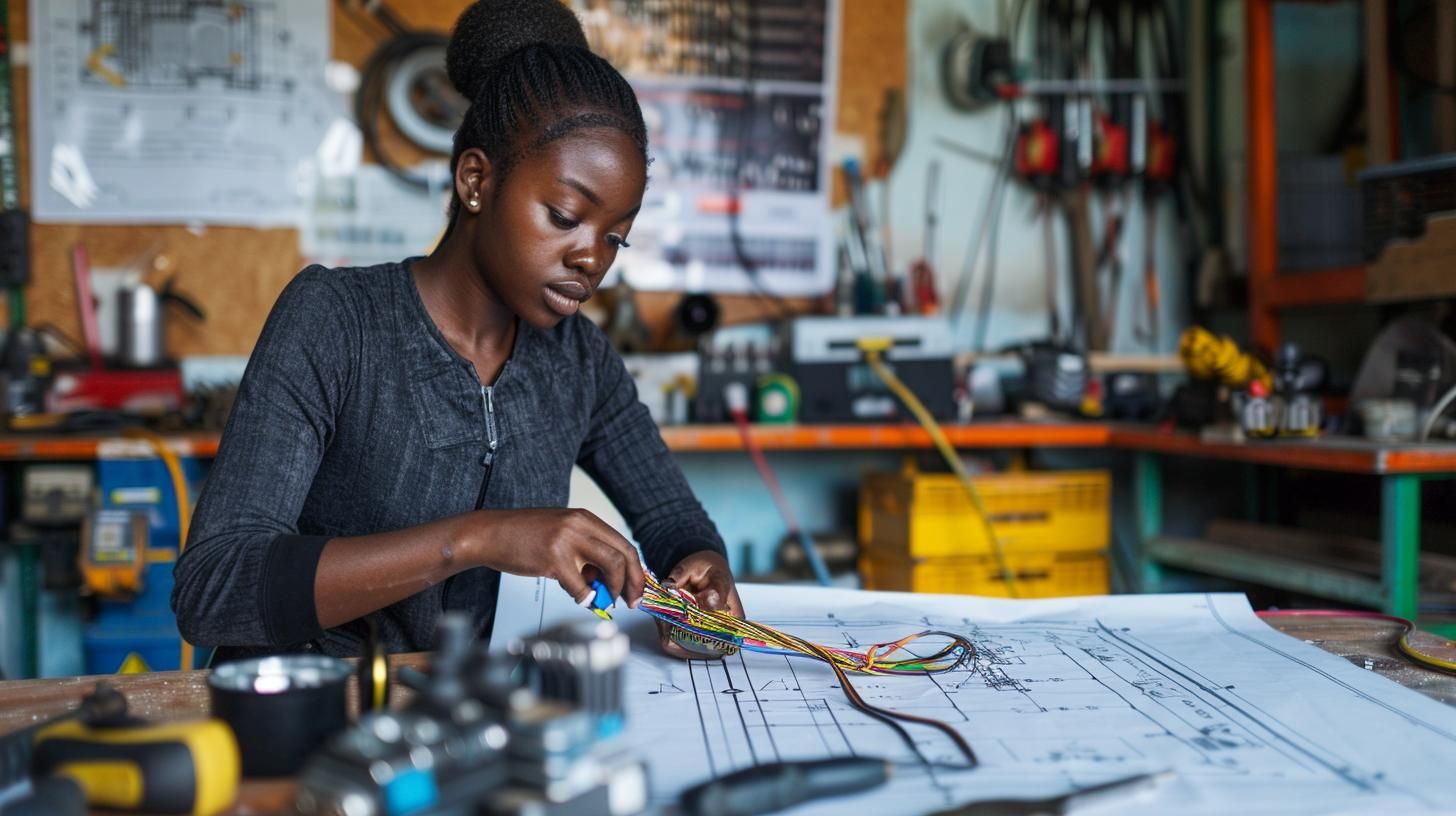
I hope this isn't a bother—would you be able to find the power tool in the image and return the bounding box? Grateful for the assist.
[1,682,239,816]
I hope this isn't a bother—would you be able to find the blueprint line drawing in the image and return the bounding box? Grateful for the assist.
[494,580,1456,814]
[81,0,293,93]
[31,0,331,224]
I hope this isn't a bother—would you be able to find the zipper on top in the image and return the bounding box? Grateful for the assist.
[475,385,499,509]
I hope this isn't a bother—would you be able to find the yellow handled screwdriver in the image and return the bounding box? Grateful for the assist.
[20,683,240,816]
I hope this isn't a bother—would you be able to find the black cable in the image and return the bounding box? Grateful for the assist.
[972,113,1017,354]
[830,651,979,770]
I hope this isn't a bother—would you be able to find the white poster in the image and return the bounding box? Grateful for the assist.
[29,0,331,225]
[299,164,450,268]
[577,0,840,297]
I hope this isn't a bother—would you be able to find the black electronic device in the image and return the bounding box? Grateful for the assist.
[1019,343,1089,414]
[0,210,29,288]
[0,328,49,419]
[784,317,955,423]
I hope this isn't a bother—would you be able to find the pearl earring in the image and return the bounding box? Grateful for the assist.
[467,196,480,209]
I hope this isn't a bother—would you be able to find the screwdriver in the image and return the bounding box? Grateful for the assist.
[679,757,892,816]
[10,682,241,816]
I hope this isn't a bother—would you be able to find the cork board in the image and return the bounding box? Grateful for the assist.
[9,0,906,355]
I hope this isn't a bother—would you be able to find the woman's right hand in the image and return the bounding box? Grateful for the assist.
[470,508,645,609]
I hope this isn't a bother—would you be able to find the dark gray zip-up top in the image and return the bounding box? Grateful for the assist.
[173,260,724,658]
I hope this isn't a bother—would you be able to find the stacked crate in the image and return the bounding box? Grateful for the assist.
[859,469,1110,597]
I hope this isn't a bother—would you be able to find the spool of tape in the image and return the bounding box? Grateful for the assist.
[209,655,351,778]
[754,374,800,424]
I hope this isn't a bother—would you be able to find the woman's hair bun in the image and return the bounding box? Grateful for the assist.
[446,0,590,100]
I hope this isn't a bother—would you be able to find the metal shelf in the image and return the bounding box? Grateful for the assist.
[1147,536,1384,608]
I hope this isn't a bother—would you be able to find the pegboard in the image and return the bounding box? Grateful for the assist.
[8,0,907,355]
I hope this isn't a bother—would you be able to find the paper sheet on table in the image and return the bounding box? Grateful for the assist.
[29,0,331,225]
[494,575,1456,815]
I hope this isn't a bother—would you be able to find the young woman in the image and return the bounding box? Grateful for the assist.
[173,0,741,662]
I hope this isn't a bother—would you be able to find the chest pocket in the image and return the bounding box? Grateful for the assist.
[410,366,483,450]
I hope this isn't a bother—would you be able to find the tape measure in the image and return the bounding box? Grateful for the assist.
[753,374,800,425]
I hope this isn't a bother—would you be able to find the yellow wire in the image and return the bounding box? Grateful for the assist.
[124,428,194,672]
[860,347,1020,598]
[1400,632,1456,673]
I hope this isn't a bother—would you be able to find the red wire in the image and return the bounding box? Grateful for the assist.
[731,409,804,534]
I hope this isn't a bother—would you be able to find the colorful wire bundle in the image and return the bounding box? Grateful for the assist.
[638,572,974,675]
[635,570,981,767]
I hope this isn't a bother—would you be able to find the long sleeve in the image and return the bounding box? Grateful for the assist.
[172,269,358,649]
[574,327,725,576]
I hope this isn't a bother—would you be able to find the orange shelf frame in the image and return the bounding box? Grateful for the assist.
[658,423,1111,451]
[1246,1,1376,352]
[3,424,1456,475]
[1264,265,1367,308]
[1108,426,1456,475]
[0,434,221,461]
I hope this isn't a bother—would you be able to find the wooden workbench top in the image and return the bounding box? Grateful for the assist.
[0,616,1452,815]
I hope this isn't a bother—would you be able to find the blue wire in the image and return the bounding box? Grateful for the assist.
[795,527,834,587]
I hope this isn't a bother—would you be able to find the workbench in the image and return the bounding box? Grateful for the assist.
[0,615,1452,815]
[1113,427,1456,635]
[4,423,1456,672]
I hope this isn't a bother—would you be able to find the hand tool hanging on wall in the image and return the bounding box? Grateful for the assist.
[909,160,942,315]
[1138,0,1205,349]
[1136,0,1180,349]
[1087,0,1136,343]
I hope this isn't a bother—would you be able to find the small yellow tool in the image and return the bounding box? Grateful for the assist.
[25,683,240,816]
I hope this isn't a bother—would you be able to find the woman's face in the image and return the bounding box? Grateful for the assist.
[467,129,647,329]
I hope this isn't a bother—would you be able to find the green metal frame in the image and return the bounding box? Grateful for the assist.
[19,540,37,678]
[1135,452,1164,593]
[1381,474,1421,621]
[1136,450,1456,637]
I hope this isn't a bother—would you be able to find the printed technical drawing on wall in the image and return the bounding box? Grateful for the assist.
[30,0,332,225]
[573,0,840,298]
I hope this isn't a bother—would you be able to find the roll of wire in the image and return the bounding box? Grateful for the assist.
[344,0,465,191]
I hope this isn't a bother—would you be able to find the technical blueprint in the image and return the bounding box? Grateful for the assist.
[30,0,331,224]
[494,577,1456,815]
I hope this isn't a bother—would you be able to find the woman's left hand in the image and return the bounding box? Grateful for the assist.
[656,550,744,660]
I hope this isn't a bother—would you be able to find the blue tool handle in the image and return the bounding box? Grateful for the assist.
[679,757,890,816]
[590,579,613,610]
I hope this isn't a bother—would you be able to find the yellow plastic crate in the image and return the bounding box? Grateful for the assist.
[860,550,1109,598]
[859,469,1110,559]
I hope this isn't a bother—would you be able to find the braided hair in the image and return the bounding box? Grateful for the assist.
[445,0,648,219]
